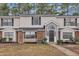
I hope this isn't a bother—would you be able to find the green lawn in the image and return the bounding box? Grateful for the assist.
[0,43,66,56]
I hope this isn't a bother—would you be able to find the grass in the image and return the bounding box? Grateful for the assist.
[0,43,66,56]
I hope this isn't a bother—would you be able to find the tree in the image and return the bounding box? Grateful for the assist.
[0,3,9,16]
[46,4,54,15]
[11,7,19,16]
[71,3,79,16]
[20,3,32,15]
[36,3,48,15]
[51,4,59,15]
[59,3,69,16]
[73,13,79,16]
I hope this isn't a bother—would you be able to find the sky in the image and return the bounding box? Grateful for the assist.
[7,3,18,8]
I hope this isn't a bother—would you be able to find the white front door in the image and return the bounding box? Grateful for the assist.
[49,30,54,42]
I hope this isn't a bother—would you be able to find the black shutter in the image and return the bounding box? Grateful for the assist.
[75,18,77,26]
[39,16,41,25]
[32,17,33,25]
[64,18,66,26]
[58,31,60,40]
[1,18,3,26]
[12,18,14,26]
[44,26,45,29]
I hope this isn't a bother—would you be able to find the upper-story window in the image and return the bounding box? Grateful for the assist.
[1,18,14,26]
[32,16,41,25]
[64,18,77,26]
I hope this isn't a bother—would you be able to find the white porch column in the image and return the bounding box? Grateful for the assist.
[54,27,58,43]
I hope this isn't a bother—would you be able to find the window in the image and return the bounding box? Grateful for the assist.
[64,18,77,26]
[32,16,41,25]
[24,32,35,39]
[63,32,72,39]
[48,25,55,29]
[1,18,14,26]
[4,32,14,38]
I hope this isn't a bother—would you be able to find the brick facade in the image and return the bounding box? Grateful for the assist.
[75,31,79,41]
[16,31,24,44]
[36,31,45,40]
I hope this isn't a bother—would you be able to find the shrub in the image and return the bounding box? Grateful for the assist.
[37,40,42,44]
[37,38,47,44]
[0,37,2,42]
[74,37,79,42]
[42,38,47,44]
[73,37,79,44]
[9,38,13,42]
[70,37,73,41]
[57,40,63,45]
[1,38,6,42]
[70,37,76,44]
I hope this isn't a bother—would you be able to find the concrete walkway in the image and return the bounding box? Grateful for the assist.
[49,43,78,56]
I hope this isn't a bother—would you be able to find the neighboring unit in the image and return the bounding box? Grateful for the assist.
[0,15,79,43]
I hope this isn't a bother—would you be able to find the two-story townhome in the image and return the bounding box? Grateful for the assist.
[0,15,79,44]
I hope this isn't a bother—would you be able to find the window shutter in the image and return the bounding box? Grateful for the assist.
[64,18,66,26]
[39,16,41,25]
[12,18,14,26]
[32,17,33,25]
[58,31,60,40]
[44,26,45,29]
[75,18,77,26]
[1,18,3,26]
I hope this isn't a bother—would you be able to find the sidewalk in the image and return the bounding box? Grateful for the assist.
[49,43,78,56]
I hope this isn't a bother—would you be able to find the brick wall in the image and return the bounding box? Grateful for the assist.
[16,31,24,44]
[75,31,79,41]
[36,31,45,40]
